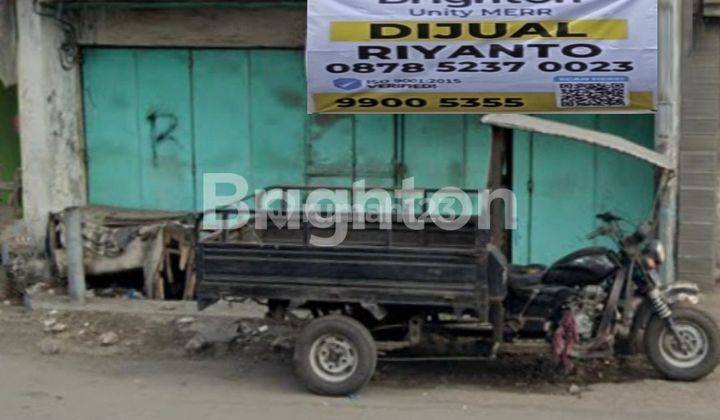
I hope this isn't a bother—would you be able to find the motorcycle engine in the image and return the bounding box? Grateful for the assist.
[572,285,607,341]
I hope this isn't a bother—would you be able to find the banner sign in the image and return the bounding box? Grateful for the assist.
[307,0,657,113]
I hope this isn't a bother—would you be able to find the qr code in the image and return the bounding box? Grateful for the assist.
[557,82,628,108]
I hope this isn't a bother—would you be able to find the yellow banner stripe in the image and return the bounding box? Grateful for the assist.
[330,20,628,42]
[313,92,654,113]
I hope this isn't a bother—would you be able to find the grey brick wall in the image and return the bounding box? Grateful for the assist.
[678,21,720,289]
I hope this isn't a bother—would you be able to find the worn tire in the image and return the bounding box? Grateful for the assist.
[645,307,720,381]
[294,315,377,396]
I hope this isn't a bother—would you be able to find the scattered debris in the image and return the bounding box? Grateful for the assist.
[0,266,8,301]
[84,289,96,299]
[90,287,146,300]
[236,321,253,335]
[568,384,582,396]
[176,316,195,326]
[99,331,120,346]
[49,322,67,334]
[25,282,46,295]
[43,318,58,330]
[257,325,269,333]
[95,288,126,298]
[185,335,209,354]
[43,318,68,334]
[125,289,145,300]
[271,335,294,352]
[47,207,196,301]
[38,338,61,355]
[1,222,50,298]
[123,338,144,347]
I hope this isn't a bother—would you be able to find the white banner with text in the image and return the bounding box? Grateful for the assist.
[307,0,658,113]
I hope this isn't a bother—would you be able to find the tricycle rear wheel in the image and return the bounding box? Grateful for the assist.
[293,315,377,396]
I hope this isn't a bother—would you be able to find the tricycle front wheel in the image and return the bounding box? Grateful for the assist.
[293,315,377,396]
[645,307,720,381]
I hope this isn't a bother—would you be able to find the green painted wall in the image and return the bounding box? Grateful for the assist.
[0,81,20,205]
[83,48,655,265]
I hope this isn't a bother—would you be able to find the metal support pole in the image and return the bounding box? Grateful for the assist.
[65,207,86,304]
[657,0,682,284]
[488,126,512,257]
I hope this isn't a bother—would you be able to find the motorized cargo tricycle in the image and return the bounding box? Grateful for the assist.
[196,115,719,395]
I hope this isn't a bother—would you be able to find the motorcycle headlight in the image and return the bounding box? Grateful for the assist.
[646,240,666,265]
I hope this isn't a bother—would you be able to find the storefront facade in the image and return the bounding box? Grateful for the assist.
[14,1,694,276]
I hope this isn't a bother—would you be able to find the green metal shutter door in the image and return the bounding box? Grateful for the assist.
[83,48,654,266]
[402,115,492,217]
[83,49,398,211]
[192,50,253,209]
[513,115,656,265]
[83,49,195,211]
[84,49,144,209]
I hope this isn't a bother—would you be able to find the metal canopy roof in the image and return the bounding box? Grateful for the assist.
[481,114,674,170]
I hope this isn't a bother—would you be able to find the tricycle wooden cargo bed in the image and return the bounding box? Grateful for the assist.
[197,242,491,314]
[195,117,719,396]
[196,204,498,308]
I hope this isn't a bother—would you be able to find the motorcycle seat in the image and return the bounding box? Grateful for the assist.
[507,264,547,290]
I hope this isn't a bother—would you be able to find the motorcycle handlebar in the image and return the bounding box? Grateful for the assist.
[586,226,606,240]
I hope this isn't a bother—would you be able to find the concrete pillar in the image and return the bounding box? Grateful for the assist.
[16,2,87,246]
[657,0,683,285]
[65,207,86,304]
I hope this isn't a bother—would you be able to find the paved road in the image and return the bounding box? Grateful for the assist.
[1,350,718,420]
[1,292,718,420]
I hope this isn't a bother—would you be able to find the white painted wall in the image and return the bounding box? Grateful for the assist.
[16,1,86,245]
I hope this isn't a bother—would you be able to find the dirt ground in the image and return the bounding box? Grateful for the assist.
[1,291,719,420]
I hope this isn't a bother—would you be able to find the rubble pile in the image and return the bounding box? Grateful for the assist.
[0,221,51,301]
[179,317,295,359]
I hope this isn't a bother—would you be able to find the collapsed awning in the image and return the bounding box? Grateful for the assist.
[481,114,674,170]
